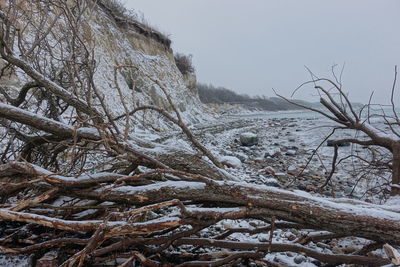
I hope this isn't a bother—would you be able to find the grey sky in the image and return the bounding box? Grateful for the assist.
[126,0,400,104]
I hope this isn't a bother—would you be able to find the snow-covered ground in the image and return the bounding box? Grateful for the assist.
[189,111,393,202]
[180,111,397,266]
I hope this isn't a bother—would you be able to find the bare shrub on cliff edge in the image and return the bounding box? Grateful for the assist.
[175,53,195,75]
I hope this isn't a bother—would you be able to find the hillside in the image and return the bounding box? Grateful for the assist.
[197,83,317,111]
[0,0,206,127]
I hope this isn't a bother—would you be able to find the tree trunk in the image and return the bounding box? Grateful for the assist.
[70,180,400,245]
[392,144,400,195]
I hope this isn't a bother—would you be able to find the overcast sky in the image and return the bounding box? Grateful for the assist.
[126,1,400,104]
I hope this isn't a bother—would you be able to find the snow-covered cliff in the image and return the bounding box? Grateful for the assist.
[89,2,209,126]
[0,0,208,128]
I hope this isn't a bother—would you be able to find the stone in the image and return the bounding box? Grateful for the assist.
[263,166,276,175]
[265,158,276,164]
[311,259,322,266]
[284,232,296,241]
[287,165,297,172]
[285,150,296,156]
[264,148,281,158]
[290,229,299,235]
[221,156,242,168]
[241,146,250,152]
[316,242,331,249]
[293,255,306,264]
[275,172,286,179]
[344,187,353,195]
[240,132,259,146]
[257,233,269,242]
[287,165,299,176]
[264,178,280,187]
[297,184,307,191]
[233,152,249,163]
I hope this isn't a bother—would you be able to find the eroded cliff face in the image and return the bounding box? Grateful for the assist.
[0,0,207,128]
[86,2,207,125]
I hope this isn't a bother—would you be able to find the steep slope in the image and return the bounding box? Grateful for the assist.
[0,0,207,127]
[89,2,206,125]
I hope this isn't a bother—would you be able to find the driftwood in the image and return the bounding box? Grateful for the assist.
[0,161,399,266]
[275,66,400,195]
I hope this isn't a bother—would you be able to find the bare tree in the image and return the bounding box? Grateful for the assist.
[276,66,400,196]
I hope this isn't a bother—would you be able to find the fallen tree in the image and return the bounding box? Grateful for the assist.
[0,161,400,265]
[2,162,400,245]
[275,66,400,196]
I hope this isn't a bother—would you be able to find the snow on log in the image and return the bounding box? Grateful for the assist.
[80,180,400,245]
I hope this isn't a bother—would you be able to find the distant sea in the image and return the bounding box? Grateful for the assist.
[231,110,322,120]
[231,107,400,120]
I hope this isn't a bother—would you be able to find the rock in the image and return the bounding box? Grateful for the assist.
[311,259,322,266]
[275,172,286,179]
[221,156,242,168]
[284,232,296,241]
[240,132,259,146]
[264,178,280,187]
[293,255,306,264]
[290,229,299,235]
[297,184,307,191]
[316,242,331,249]
[287,165,299,176]
[264,149,281,158]
[285,150,296,156]
[263,166,276,175]
[233,152,249,163]
[287,165,297,172]
[258,233,269,242]
[336,192,345,198]
[241,146,250,152]
[344,187,353,195]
